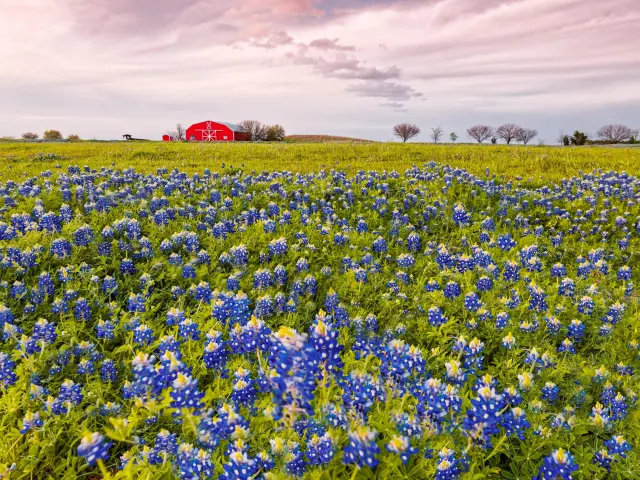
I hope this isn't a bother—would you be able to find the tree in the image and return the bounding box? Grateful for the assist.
[570,130,588,146]
[495,123,521,144]
[597,124,638,143]
[466,125,493,143]
[266,124,286,142]
[449,132,458,143]
[393,123,420,142]
[556,131,566,146]
[67,134,80,141]
[43,130,63,140]
[21,132,39,140]
[490,137,497,144]
[557,131,570,146]
[239,120,269,141]
[516,128,538,145]
[430,126,444,143]
[175,124,186,141]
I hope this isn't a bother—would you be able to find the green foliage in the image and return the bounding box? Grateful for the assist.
[570,131,588,146]
[43,130,63,141]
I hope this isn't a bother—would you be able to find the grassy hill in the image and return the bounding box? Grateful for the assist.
[284,134,375,143]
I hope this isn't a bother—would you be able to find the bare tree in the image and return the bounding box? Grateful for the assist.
[393,123,421,142]
[239,120,269,141]
[175,124,186,141]
[21,132,39,140]
[516,128,538,145]
[495,124,522,144]
[466,125,493,143]
[597,124,638,143]
[430,126,444,143]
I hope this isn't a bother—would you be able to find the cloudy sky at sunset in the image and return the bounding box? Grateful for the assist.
[1,0,638,142]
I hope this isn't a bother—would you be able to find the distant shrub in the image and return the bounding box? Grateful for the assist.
[266,125,286,142]
[570,131,588,146]
[43,130,63,140]
[67,134,81,141]
[22,132,39,140]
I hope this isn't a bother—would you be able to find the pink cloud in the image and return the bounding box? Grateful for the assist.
[1,0,639,141]
[308,38,355,51]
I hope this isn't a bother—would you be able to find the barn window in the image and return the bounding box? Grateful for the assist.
[223,136,228,140]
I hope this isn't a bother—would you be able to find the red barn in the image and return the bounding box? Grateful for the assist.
[185,121,248,142]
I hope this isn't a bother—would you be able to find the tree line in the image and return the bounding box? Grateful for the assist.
[393,123,638,145]
[20,130,80,141]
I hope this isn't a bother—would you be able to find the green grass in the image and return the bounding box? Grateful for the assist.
[1,141,640,182]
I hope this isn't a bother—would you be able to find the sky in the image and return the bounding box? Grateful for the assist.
[1,0,639,142]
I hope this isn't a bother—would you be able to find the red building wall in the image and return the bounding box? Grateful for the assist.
[186,121,238,142]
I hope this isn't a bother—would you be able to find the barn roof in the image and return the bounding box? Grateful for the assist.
[216,121,246,132]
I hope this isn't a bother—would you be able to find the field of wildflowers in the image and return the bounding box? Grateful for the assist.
[0,144,639,479]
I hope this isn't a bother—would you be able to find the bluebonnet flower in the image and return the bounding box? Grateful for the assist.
[428,306,448,327]
[501,406,530,440]
[462,382,505,448]
[501,332,516,350]
[497,234,516,251]
[268,238,287,257]
[128,293,146,313]
[578,296,594,315]
[176,444,214,479]
[231,370,257,408]
[566,320,585,343]
[178,318,200,340]
[535,449,578,480]
[617,265,632,281]
[20,411,44,434]
[386,435,418,464]
[77,432,112,466]
[452,204,470,226]
[464,292,482,312]
[435,448,463,480]
[133,324,154,346]
[96,320,115,340]
[551,263,567,278]
[166,307,185,326]
[74,224,94,247]
[343,426,379,468]
[170,373,205,410]
[605,435,632,457]
[309,312,343,374]
[74,298,91,321]
[406,232,421,252]
[557,338,576,354]
[50,238,72,258]
[32,319,56,344]
[101,359,118,382]
[120,258,135,275]
[495,312,510,329]
[476,276,493,291]
[593,448,613,472]
[306,433,335,466]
